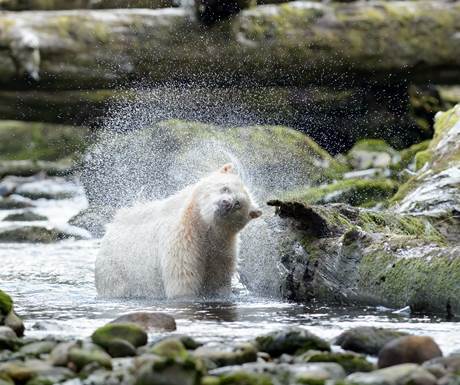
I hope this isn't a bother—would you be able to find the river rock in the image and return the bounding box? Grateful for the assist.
[105,338,137,358]
[0,198,33,210]
[346,363,437,385]
[15,179,76,200]
[110,312,176,332]
[335,327,409,356]
[68,343,112,371]
[3,211,47,222]
[423,354,460,377]
[0,120,88,163]
[298,350,375,374]
[0,160,73,178]
[193,342,258,368]
[378,336,443,369]
[347,140,400,171]
[211,362,346,384]
[0,226,83,243]
[0,327,17,351]
[19,341,57,357]
[0,359,73,383]
[92,323,148,350]
[49,341,79,367]
[255,327,330,357]
[0,290,24,337]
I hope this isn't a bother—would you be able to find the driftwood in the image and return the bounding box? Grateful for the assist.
[0,2,460,88]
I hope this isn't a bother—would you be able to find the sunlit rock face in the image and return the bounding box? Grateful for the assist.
[393,104,460,243]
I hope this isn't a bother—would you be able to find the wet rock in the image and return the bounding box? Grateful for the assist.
[298,349,375,374]
[15,179,76,200]
[335,327,409,356]
[378,336,442,368]
[92,323,148,351]
[244,200,459,315]
[346,363,437,385]
[110,312,176,332]
[105,338,137,358]
[49,341,78,367]
[211,362,346,384]
[393,104,460,243]
[0,290,24,337]
[19,341,57,357]
[0,198,33,210]
[0,359,73,383]
[68,343,112,371]
[347,140,400,170]
[135,340,205,385]
[68,205,115,237]
[3,211,47,222]
[255,327,330,357]
[194,342,258,368]
[0,120,88,163]
[423,354,460,376]
[150,338,188,359]
[0,327,18,351]
[0,374,13,385]
[0,226,83,243]
[0,160,73,178]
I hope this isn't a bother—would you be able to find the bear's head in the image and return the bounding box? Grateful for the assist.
[195,163,262,232]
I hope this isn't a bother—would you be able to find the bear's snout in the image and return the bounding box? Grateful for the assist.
[217,198,240,215]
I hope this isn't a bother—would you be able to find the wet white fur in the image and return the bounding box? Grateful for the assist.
[95,164,261,299]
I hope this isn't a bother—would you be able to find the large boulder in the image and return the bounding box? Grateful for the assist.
[0,120,88,162]
[392,104,460,243]
[239,201,459,315]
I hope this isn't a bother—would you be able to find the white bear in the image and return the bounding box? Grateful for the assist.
[95,164,262,299]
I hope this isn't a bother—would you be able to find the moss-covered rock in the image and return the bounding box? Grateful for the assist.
[392,104,460,243]
[240,201,459,315]
[0,159,74,178]
[255,327,330,357]
[91,322,148,350]
[334,327,409,356]
[194,343,258,368]
[0,291,13,316]
[3,211,47,222]
[347,140,400,170]
[0,226,83,243]
[0,121,88,162]
[0,199,33,210]
[68,343,112,371]
[149,338,188,360]
[282,178,399,208]
[345,363,436,385]
[299,350,375,374]
[19,341,57,357]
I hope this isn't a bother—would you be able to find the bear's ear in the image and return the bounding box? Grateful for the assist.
[219,163,235,174]
[249,209,262,219]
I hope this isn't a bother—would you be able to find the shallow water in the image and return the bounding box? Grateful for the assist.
[0,179,459,354]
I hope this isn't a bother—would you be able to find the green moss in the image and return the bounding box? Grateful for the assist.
[282,178,399,208]
[0,120,88,161]
[0,290,13,315]
[358,246,460,312]
[91,323,148,349]
[300,350,374,374]
[394,140,430,171]
[219,372,273,385]
[150,338,188,360]
[414,150,432,171]
[349,139,396,154]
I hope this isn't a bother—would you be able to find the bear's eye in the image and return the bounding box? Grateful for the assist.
[221,186,230,193]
